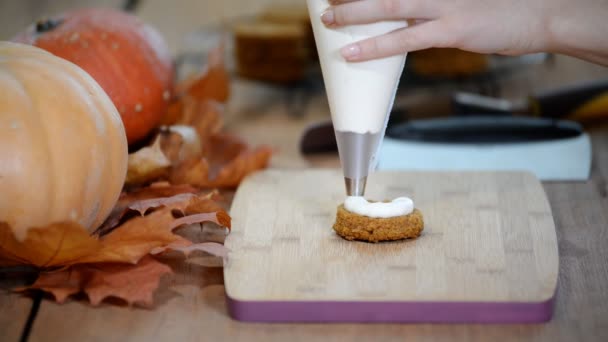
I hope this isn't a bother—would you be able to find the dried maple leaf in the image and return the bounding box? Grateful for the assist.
[210,145,273,187]
[159,125,203,164]
[96,188,219,235]
[150,237,229,258]
[168,158,210,188]
[97,183,199,235]
[0,193,229,268]
[181,43,230,103]
[181,98,224,141]
[170,133,273,188]
[160,99,184,126]
[125,136,171,186]
[4,189,230,307]
[124,182,199,199]
[81,198,230,265]
[0,222,101,268]
[81,209,184,264]
[161,42,229,126]
[26,256,172,306]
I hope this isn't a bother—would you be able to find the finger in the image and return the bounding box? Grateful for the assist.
[322,0,439,27]
[328,0,360,4]
[340,21,448,61]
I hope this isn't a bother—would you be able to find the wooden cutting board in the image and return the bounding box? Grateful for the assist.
[224,169,559,323]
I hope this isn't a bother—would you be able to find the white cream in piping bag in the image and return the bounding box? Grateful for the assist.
[344,197,414,218]
[306,0,408,134]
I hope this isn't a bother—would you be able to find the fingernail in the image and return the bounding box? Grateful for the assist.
[321,10,335,25]
[341,44,361,60]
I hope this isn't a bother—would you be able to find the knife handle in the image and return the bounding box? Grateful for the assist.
[531,78,608,121]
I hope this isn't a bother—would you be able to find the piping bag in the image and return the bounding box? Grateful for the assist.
[306,0,408,196]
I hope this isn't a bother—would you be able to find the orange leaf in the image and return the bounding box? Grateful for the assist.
[27,256,172,306]
[211,146,273,187]
[160,99,183,125]
[82,198,230,265]
[150,236,229,258]
[1,191,229,268]
[159,125,203,164]
[186,99,224,141]
[170,133,273,188]
[169,157,210,188]
[127,193,196,216]
[97,183,201,235]
[182,43,230,103]
[81,209,181,264]
[0,222,101,268]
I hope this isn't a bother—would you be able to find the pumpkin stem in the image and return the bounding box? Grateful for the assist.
[35,18,63,33]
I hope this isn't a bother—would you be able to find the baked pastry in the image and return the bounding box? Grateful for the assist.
[333,198,424,243]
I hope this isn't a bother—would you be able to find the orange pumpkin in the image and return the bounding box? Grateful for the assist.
[0,42,128,241]
[13,8,175,145]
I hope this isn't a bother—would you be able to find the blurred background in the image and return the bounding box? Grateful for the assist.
[4,0,607,96]
[2,0,608,174]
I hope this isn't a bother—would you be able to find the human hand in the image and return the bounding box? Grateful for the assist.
[320,0,608,66]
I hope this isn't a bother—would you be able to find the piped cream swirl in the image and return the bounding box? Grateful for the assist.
[344,197,414,218]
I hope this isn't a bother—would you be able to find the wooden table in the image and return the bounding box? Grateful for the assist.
[2,55,608,341]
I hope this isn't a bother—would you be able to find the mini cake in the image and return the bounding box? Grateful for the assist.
[333,197,424,243]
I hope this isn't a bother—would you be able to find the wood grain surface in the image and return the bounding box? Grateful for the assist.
[0,269,35,342]
[0,291,32,342]
[225,170,558,305]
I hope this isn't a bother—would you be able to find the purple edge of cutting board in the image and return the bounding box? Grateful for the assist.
[224,291,557,323]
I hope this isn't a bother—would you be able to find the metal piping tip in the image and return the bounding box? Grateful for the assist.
[345,177,367,197]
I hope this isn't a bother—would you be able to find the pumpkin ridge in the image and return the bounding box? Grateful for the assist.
[19,57,105,227]
[48,46,128,231]
[40,51,127,231]
[0,64,54,240]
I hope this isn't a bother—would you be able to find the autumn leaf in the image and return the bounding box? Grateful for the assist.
[95,185,196,236]
[160,99,184,126]
[159,125,203,164]
[81,197,230,265]
[96,188,220,235]
[211,145,273,187]
[0,222,101,268]
[170,133,273,188]
[26,256,172,306]
[0,192,229,268]
[5,189,231,307]
[168,158,209,189]
[161,41,230,127]
[80,209,183,264]
[150,236,229,259]
[125,136,171,186]
[182,99,224,141]
[183,43,230,103]
[123,182,200,199]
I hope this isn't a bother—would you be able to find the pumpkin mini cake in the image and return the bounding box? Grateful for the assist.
[333,197,424,243]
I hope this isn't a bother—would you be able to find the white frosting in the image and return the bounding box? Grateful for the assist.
[344,196,414,218]
[306,0,408,134]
